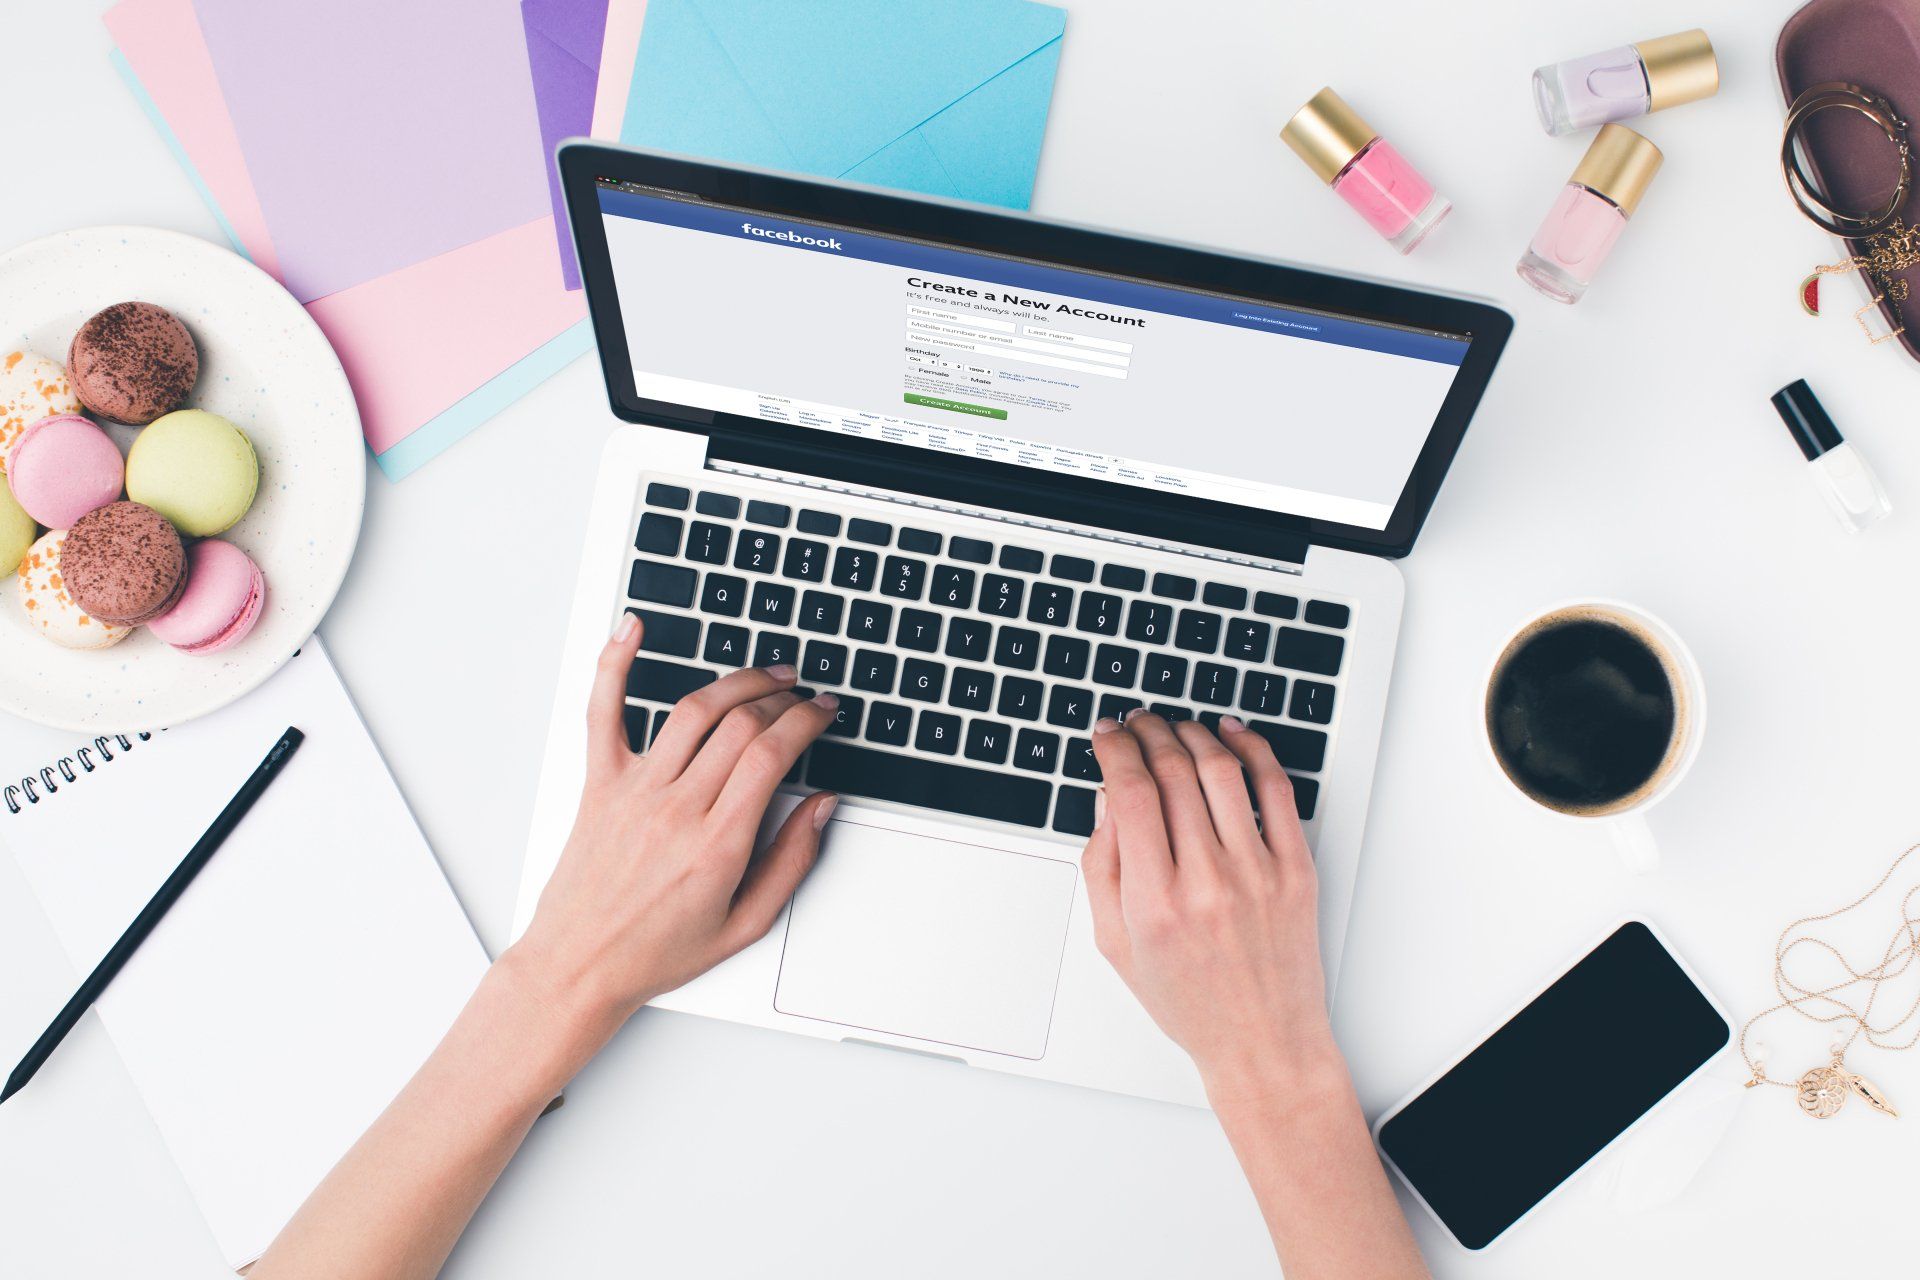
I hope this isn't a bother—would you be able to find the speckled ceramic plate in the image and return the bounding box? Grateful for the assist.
[0,227,363,731]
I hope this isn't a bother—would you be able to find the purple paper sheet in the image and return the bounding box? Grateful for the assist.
[521,0,608,288]
[192,0,554,303]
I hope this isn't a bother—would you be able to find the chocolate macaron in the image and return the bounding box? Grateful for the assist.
[62,500,188,626]
[67,302,199,425]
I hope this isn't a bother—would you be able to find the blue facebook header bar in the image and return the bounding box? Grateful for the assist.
[598,188,1469,367]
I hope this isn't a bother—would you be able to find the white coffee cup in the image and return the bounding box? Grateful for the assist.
[1481,600,1706,874]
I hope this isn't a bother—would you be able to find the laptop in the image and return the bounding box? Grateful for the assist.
[511,143,1511,1107]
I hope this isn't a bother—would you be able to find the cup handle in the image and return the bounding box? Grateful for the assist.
[1608,811,1660,875]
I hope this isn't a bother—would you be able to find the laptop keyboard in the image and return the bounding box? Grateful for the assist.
[621,478,1350,839]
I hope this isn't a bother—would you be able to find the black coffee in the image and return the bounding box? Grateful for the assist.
[1487,614,1679,814]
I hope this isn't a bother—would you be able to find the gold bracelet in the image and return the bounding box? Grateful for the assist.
[1782,82,1913,237]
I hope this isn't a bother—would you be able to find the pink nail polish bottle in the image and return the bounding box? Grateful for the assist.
[1516,124,1663,304]
[1281,88,1451,254]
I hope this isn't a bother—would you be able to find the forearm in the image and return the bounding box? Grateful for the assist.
[1206,1046,1429,1280]
[249,950,612,1280]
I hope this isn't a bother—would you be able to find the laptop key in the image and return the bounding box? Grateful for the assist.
[1240,671,1287,716]
[900,658,945,702]
[915,711,961,755]
[929,564,975,609]
[1305,600,1351,629]
[1203,582,1248,610]
[1225,618,1271,663]
[1152,572,1197,601]
[1193,661,1237,706]
[864,702,913,747]
[848,518,892,546]
[825,695,863,737]
[964,719,1013,764]
[1254,591,1300,620]
[696,491,740,518]
[703,624,750,667]
[645,482,689,510]
[629,608,700,658]
[899,527,943,555]
[1046,685,1094,730]
[847,599,892,643]
[981,573,1024,618]
[999,545,1044,573]
[798,590,843,634]
[1043,634,1091,679]
[1075,591,1122,635]
[686,521,732,565]
[1097,693,1142,721]
[1175,609,1222,653]
[1150,703,1193,722]
[733,530,780,574]
[944,616,992,662]
[851,650,897,694]
[1063,737,1101,782]
[1093,644,1140,688]
[1289,774,1319,821]
[1125,600,1172,644]
[1027,583,1074,627]
[949,535,993,564]
[753,631,800,669]
[623,702,651,752]
[831,546,878,591]
[700,574,747,617]
[1101,564,1147,592]
[881,556,927,600]
[994,626,1040,670]
[745,500,790,528]
[1053,785,1097,836]
[781,538,829,582]
[998,675,1044,720]
[1051,554,1095,583]
[949,667,996,711]
[802,641,848,685]
[1015,729,1061,774]
[897,608,942,652]
[1276,628,1345,676]
[627,658,715,703]
[629,561,697,608]
[1247,721,1329,773]
[797,509,842,536]
[805,740,1050,828]
[750,582,795,626]
[1143,653,1188,698]
[1290,680,1336,724]
[634,512,682,556]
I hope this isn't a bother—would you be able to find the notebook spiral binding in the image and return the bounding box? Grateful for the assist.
[4,732,156,815]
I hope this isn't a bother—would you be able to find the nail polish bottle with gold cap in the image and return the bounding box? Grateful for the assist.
[1281,88,1451,255]
[1532,29,1718,137]
[1516,124,1663,304]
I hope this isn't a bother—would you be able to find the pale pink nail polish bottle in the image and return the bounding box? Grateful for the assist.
[1281,88,1451,254]
[1517,124,1663,304]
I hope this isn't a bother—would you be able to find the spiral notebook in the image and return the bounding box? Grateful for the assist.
[0,639,489,1271]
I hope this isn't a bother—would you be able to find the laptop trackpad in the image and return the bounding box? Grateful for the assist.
[773,816,1078,1061]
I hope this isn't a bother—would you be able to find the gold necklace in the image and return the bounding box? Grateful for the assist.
[1738,842,1920,1119]
[1799,218,1920,344]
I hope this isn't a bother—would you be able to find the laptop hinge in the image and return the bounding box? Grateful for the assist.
[706,457,1308,578]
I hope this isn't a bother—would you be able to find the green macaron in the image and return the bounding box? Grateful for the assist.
[0,479,35,576]
[126,409,259,537]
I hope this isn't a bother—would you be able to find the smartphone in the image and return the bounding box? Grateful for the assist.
[1373,921,1731,1251]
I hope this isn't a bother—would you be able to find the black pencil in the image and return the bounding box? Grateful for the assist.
[1,726,305,1107]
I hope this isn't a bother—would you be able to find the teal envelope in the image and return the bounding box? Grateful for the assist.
[622,0,1066,209]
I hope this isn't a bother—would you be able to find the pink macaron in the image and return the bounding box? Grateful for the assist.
[6,414,125,529]
[147,538,266,654]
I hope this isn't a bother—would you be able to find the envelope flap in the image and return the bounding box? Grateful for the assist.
[521,0,608,68]
[689,0,1065,175]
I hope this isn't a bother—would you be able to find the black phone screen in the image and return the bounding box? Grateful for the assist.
[1375,922,1729,1250]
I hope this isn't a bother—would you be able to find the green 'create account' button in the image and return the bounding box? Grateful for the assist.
[904,393,1007,420]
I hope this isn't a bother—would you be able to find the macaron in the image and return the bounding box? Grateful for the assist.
[0,480,35,577]
[66,302,199,425]
[14,529,132,650]
[125,409,258,537]
[63,501,188,626]
[148,539,265,655]
[0,351,84,473]
[5,413,125,529]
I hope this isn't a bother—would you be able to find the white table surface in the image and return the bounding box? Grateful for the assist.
[4,0,1917,1275]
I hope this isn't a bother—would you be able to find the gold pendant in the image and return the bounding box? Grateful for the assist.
[1796,1064,1900,1119]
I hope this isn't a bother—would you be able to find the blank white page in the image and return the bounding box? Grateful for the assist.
[1,639,489,1269]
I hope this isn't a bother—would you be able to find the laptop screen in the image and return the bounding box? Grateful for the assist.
[594,180,1472,533]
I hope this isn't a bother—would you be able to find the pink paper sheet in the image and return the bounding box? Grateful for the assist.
[590,0,649,139]
[105,0,586,456]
